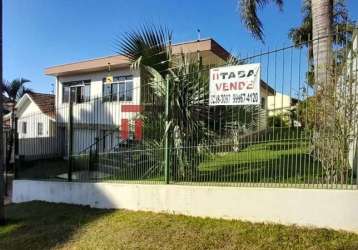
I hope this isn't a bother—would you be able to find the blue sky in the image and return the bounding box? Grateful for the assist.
[4,0,358,94]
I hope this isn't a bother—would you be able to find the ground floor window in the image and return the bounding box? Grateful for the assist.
[22,121,27,134]
[37,122,43,136]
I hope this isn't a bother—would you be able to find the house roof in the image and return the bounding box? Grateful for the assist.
[28,93,55,118]
[16,93,55,119]
[44,38,231,77]
[260,80,276,95]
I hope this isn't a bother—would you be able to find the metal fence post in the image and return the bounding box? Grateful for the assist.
[164,76,171,184]
[68,102,73,182]
[14,117,19,179]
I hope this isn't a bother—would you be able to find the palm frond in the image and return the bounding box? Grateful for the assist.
[2,78,31,101]
[238,0,283,42]
[117,24,172,77]
[289,0,354,47]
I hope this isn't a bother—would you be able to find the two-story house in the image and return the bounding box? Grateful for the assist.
[45,38,275,155]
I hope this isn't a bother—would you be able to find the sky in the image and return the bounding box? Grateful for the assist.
[4,0,358,94]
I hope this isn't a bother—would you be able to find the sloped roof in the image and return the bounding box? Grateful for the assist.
[27,93,55,118]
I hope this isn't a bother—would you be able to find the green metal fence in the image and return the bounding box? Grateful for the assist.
[13,31,358,189]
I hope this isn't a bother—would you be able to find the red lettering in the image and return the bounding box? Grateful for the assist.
[216,83,222,91]
[239,82,245,90]
[223,83,229,91]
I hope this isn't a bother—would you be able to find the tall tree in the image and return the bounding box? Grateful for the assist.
[289,0,352,86]
[237,0,337,85]
[238,0,355,182]
[311,0,333,87]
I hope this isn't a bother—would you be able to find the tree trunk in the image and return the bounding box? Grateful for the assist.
[311,0,333,88]
[0,0,4,225]
[311,0,336,181]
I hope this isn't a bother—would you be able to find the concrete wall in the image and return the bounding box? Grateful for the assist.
[12,180,358,232]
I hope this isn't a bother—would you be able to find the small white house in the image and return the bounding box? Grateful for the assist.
[14,93,64,159]
[267,92,299,117]
[45,38,276,154]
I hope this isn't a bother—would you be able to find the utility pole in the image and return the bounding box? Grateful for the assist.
[0,0,5,225]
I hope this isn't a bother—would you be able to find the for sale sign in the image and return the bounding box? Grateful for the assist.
[209,63,261,106]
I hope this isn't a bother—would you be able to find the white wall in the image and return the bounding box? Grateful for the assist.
[267,92,293,116]
[17,99,53,139]
[12,180,358,232]
[56,68,141,126]
[16,98,62,158]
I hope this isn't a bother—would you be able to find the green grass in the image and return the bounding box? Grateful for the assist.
[195,139,323,184]
[1,202,358,250]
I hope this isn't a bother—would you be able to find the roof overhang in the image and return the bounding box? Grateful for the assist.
[45,55,130,77]
[45,38,231,77]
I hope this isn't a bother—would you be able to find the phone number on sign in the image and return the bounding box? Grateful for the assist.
[210,93,259,105]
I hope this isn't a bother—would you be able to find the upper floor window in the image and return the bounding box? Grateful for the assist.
[103,76,133,102]
[63,80,91,103]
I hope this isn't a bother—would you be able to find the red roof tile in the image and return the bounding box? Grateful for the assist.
[28,93,55,118]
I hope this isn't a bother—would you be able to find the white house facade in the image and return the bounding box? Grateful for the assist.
[45,38,276,154]
[14,93,64,159]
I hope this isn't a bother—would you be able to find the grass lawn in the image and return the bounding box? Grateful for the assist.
[1,202,358,250]
[196,139,324,184]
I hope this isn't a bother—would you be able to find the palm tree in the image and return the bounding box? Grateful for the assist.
[289,0,353,86]
[238,0,336,85]
[118,25,259,179]
[119,26,210,178]
[238,0,355,182]
[1,78,31,179]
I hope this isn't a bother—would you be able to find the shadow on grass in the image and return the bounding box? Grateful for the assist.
[17,158,68,180]
[0,201,113,250]
[192,153,324,184]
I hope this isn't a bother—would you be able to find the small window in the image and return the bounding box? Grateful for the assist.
[261,97,266,109]
[84,82,91,102]
[103,81,112,102]
[22,122,27,134]
[63,86,70,103]
[37,122,43,136]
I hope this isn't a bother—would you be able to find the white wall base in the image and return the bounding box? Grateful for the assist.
[12,180,358,232]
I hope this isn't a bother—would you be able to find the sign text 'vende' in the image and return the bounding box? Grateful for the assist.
[209,64,261,106]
